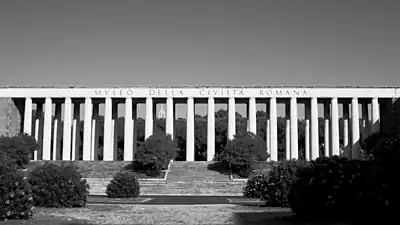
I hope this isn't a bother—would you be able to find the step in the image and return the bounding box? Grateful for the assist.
[86,178,246,196]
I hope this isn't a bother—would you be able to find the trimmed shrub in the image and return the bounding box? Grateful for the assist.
[289,157,356,220]
[0,133,37,168]
[259,160,310,207]
[106,171,140,198]
[288,156,392,221]
[243,174,267,198]
[133,132,176,177]
[0,153,16,174]
[0,160,35,221]
[28,162,90,208]
[218,131,269,177]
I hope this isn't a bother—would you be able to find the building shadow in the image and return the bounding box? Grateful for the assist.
[232,210,377,225]
[233,211,299,225]
[206,161,230,176]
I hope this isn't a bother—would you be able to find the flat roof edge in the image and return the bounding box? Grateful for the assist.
[0,85,399,89]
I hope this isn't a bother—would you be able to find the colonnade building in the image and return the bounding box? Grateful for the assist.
[1,86,399,162]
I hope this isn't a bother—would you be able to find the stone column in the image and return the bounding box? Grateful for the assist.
[145,97,153,139]
[249,97,257,134]
[311,97,319,160]
[23,97,32,135]
[269,97,278,161]
[304,101,311,161]
[42,97,52,160]
[361,102,369,140]
[351,97,360,159]
[265,104,270,158]
[371,97,380,133]
[72,102,80,160]
[186,97,195,161]
[91,117,96,160]
[53,103,62,160]
[343,103,350,158]
[112,102,118,160]
[290,97,299,159]
[132,103,137,157]
[124,97,134,161]
[331,97,340,156]
[103,97,113,161]
[34,103,43,160]
[228,97,236,140]
[324,102,330,157]
[266,118,270,158]
[285,103,291,160]
[83,98,92,161]
[91,103,100,161]
[63,97,72,160]
[166,97,174,139]
[207,97,215,161]
[285,119,291,160]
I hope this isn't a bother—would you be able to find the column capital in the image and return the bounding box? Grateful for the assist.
[331,97,338,100]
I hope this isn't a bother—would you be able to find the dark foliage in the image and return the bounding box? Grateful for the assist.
[106,171,140,198]
[259,160,310,207]
[0,158,34,221]
[242,174,267,198]
[132,132,176,177]
[289,151,400,222]
[28,162,90,208]
[0,133,37,168]
[218,131,269,177]
[0,171,35,221]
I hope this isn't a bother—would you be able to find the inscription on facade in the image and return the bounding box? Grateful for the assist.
[94,88,308,97]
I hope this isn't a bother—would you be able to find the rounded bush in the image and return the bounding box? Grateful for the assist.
[28,162,90,208]
[218,131,269,177]
[259,160,310,207]
[0,164,35,221]
[243,174,267,198]
[106,171,140,198]
[0,133,37,168]
[288,156,385,221]
[133,132,176,176]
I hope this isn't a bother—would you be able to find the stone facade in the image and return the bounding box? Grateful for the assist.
[0,85,399,162]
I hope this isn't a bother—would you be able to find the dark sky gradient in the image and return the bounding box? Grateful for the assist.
[0,1,399,121]
[1,0,399,86]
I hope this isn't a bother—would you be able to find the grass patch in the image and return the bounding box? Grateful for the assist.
[3,205,371,224]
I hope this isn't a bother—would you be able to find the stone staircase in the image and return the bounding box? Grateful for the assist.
[86,161,247,196]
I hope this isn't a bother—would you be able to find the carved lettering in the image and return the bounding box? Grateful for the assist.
[93,88,309,97]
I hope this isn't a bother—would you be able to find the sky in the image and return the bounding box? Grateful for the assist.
[0,0,399,120]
